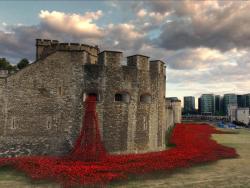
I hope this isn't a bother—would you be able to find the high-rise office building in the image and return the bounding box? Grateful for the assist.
[244,93,250,108]
[199,94,215,115]
[198,97,201,114]
[184,96,195,114]
[215,95,222,115]
[237,95,246,108]
[223,93,237,115]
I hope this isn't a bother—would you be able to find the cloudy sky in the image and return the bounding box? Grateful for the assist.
[0,0,250,106]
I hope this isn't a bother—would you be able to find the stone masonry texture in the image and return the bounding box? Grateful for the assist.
[0,39,181,157]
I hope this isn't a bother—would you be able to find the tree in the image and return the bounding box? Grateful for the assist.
[17,58,29,70]
[8,64,17,72]
[0,58,10,70]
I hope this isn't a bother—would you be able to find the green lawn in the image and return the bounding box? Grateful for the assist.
[1,127,250,188]
[110,128,250,188]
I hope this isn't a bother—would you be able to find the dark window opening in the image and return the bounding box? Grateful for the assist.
[83,92,99,101]
[140,94,152,103]
[12,118,16,129]
[115,93,130,103]
[115,94,123,101]
[47,121,51,129]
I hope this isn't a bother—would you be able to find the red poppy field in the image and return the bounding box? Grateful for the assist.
[0,123,238,188]
[0,97,238,187]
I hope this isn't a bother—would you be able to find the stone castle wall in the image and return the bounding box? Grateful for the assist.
[84,51,166,153]
[172,101,182,124]
[0,39,179,157]
[0,50,90,157]
[165,99,182,128]
[0,78,6,138]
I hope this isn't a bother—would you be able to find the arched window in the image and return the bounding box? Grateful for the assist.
[83,92,99,101]
[140,94,152,104]
[114,92,130,103]
[115,93,122,101]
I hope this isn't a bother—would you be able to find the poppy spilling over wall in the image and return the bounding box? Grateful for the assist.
[0,96,238,187]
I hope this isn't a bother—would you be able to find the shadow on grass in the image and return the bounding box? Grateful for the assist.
[0,166,58,186]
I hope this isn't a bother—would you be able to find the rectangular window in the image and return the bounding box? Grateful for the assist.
[11,117,16,129]
[47,117,52,130]
[115,94,123,101]
[143,116,148,131]
[58,86,63,96]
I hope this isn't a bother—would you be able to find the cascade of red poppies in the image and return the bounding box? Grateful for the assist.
[68,95,107,161]
[0,123,238,187]
[0,97,239,187]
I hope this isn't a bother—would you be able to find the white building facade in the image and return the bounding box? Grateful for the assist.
[228,104,250,125]
[236,108,249,125]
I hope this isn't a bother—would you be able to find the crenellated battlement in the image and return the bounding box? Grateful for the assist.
[97,51,165,74]
[36,39,166,73]
[36,39,59,46]
[127,54,150,71]
[150,60,166,75]
[36,39,100,61]
[98,51,123,67]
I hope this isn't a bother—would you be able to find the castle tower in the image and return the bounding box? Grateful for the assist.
[0,39,173,157]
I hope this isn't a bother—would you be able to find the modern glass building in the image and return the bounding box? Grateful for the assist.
[237,95,245,108]
[198,97,201,114]
[223,93,237,115]
[183,96,195,114]
[244,93,250,108]
[199,94,215,115]
[215,95,222,115]
[237,94,250,108]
